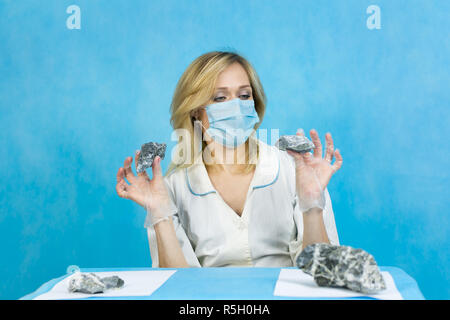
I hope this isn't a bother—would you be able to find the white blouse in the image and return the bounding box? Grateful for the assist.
[145,139,340,268]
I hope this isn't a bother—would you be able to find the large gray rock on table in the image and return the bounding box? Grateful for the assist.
[136,142,167,173]
[275,135,315,153]
[296,243,386,294]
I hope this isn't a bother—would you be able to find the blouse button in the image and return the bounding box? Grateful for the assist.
[237,220,247,230]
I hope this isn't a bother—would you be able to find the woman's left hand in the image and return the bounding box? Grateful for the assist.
[287,129,343,211]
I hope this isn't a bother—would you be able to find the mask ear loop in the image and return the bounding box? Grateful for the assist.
[189,107,208,135]
[191,118,209,164]
[190,108,204,128]
[193,119,213,145]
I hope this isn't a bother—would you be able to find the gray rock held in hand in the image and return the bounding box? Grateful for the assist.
[296,243,386,294]
[275,135,315,153]
[136,142,167,173]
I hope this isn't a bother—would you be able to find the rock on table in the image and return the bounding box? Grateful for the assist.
[68,273,125,294]
[296,243,386,294]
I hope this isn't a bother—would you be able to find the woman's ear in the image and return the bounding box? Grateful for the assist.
[190,109,200,121]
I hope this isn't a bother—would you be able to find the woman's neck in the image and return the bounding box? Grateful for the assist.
[204,141,253,175]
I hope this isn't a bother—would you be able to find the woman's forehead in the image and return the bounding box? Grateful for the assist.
[215,63,250,90]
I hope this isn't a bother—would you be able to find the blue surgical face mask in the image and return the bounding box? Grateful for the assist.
[204,98,260,148]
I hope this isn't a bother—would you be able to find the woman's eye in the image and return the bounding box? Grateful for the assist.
[214,96,226,102]
[240,94,251,100]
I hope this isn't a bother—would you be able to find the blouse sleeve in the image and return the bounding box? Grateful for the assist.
[288,187,340,265]
[145,177,201,268]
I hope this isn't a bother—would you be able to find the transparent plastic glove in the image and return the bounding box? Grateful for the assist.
[143,196,177,228]
[295,172,326,213]
[116,150,176,227]
[287,129,343,213]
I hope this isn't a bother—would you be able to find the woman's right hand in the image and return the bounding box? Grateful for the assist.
[116,150,170,215]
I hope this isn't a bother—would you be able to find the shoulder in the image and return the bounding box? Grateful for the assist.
[257,138,287,158]
[258,139,296,175]
[164,165,185,184]
[256,140,296,195]
[275,145,296,172]
[163,165,187,198]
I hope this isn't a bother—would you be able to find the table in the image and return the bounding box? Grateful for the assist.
[21,266,424,300]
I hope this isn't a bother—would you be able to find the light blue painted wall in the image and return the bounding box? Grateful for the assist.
[0,0,448,299]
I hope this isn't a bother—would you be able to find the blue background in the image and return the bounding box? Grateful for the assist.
[0,0,448,299]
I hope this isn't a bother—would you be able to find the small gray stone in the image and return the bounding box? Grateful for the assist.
[68,273,106,294]
[275,135,315,153]
[100,276,125,289]
[136,142,167,173]
[296,243,386,294]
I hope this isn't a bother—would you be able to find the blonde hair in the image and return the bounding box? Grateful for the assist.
[166,51,267,176]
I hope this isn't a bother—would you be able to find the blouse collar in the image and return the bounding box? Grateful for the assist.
[185,139,280,196]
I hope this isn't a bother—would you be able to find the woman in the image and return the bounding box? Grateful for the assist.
[116,51,343,268]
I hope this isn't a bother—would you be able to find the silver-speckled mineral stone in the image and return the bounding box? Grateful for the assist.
[68,273,106,294]
[68,273,125,294]
[275,135,315,153]
[101,276,125,289]
[136,142,167,173]
[296,243,386,294]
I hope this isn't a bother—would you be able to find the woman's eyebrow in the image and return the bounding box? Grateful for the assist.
[216,85,252,90]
